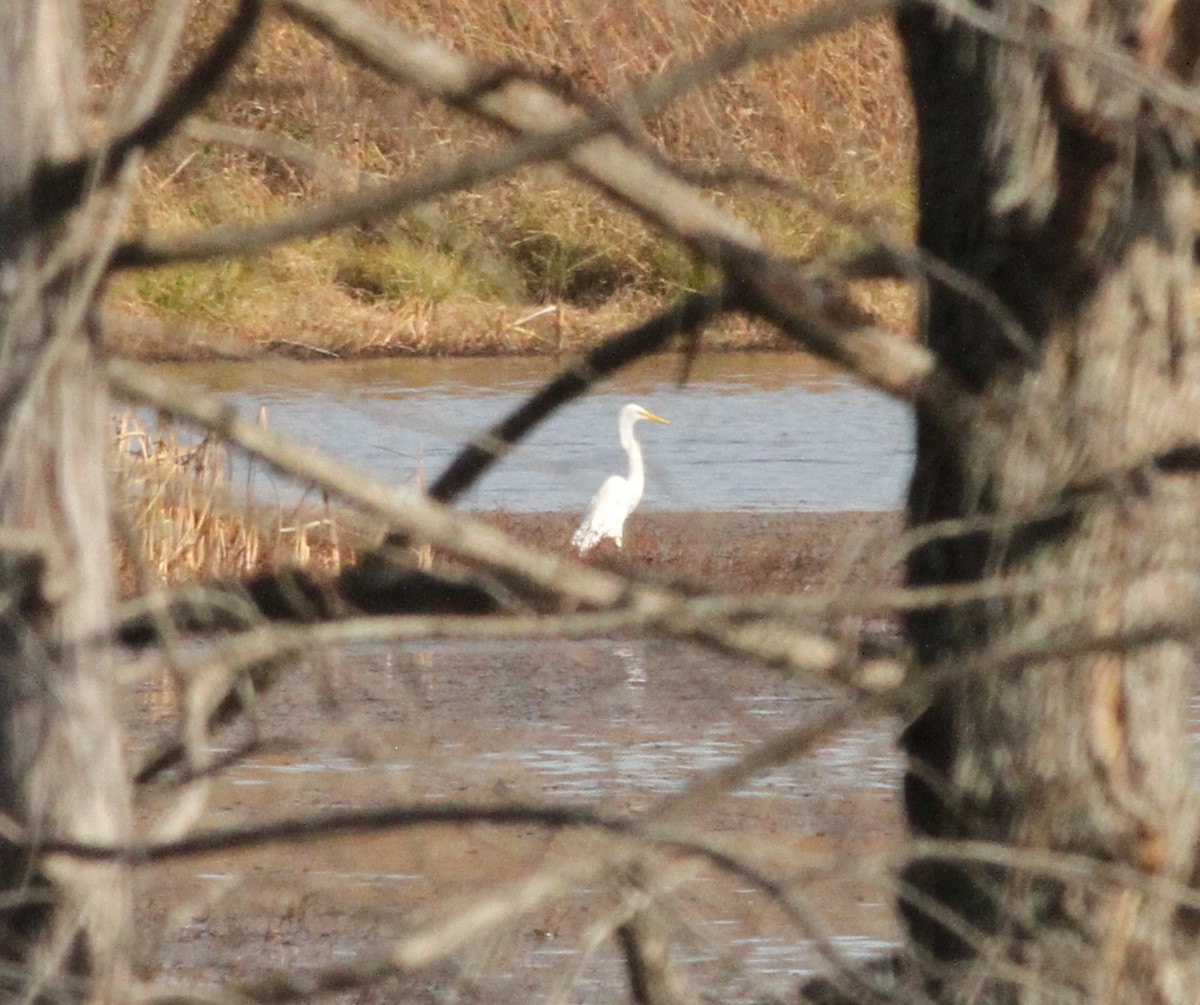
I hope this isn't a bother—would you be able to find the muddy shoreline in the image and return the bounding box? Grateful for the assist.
[129,508,908,1001]
[104,302,814,364]
[485,509,904,594]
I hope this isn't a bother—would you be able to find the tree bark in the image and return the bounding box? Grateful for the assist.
[897,0,1200,1001]
[897,0,1200,997]
[0,1,131,999]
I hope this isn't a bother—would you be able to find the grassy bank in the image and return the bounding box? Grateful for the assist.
[90,0,915,361]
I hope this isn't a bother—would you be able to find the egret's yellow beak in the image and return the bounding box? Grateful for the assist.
[643,410,670,426]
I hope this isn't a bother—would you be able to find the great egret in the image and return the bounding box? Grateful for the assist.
[571,403,670,554]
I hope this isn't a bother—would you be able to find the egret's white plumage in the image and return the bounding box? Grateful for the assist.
[571,403,670,554]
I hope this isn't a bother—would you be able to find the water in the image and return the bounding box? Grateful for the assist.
[146,637,903,1000]
[153,352,914,512]
[135,351,911,996]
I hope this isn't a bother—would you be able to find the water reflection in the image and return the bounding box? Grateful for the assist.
[161,634,903,1001]
[612,641,646,685]
[154,352,914,512]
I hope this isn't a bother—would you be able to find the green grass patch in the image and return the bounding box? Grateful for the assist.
[641,240,723,297]
[319,224,521,305]
[132,259,270,321]
[507,229,633,306]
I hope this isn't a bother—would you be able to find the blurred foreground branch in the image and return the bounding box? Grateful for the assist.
[107,359,875,670]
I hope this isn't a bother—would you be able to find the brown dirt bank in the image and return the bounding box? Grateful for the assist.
[103,287,915,363]
[94,0,914,365]
[483,509,903,596]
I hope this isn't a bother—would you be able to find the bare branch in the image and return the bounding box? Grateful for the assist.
[105,359,863,679]
[722,245,942,400]
[32,0,264,224]
[104,0,192,133]
[110,111,632,271]
[180,119,351,184]
[897,836,1200,914]
[280,0,894,251]
[618,903,705,1005]
[431,289,727,503]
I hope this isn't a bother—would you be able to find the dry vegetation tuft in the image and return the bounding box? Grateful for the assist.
[111,411,359,591]
[89,0,915,359]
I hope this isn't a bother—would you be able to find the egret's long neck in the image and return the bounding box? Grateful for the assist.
[621,422,644,500]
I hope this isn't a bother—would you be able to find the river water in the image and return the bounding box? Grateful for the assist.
[156,352,914,512]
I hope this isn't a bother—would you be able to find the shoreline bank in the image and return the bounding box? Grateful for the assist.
[103,285,915,363]
[486,509,903,596]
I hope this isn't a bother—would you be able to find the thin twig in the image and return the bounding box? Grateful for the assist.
[106,360,858,671]
[33,0,264,223]
[431,288,727,502]
[279,0,939,402]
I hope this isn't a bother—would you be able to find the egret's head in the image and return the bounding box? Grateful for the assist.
[625,403,670,427]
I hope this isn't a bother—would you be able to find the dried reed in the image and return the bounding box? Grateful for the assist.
[111,410,356,588]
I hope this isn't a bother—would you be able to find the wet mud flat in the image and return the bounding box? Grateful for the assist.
[487,510,903,594]
[128,510,907,1003]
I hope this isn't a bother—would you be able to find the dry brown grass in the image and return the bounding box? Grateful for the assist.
[89,0,915,359]
[111,410,360,591]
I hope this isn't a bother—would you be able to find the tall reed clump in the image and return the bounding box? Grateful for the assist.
[89,0,915,357]
[111,410,354,590]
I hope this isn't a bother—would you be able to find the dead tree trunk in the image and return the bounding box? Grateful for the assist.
[0,1,131,999]
[897,0,1200,1001]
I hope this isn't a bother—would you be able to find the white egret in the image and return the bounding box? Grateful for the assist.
[571,403,670,554]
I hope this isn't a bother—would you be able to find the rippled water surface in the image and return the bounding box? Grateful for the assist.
[139,637,904,1002]
[157,352,914,511]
